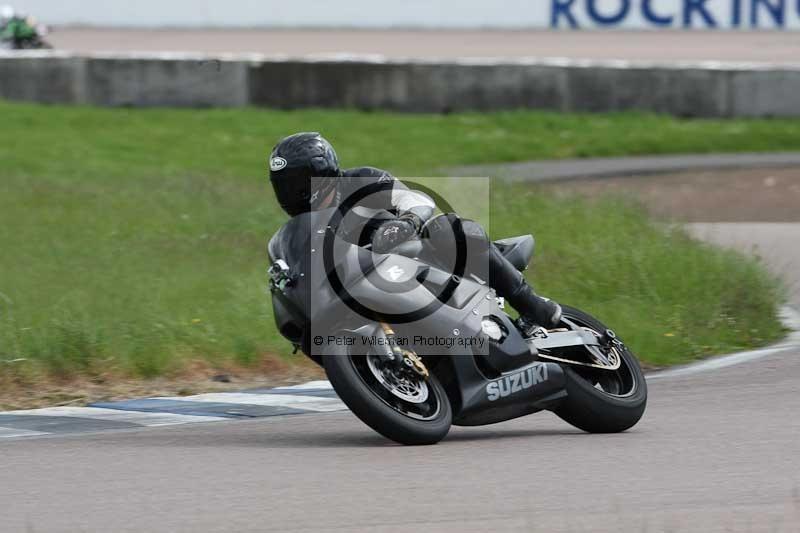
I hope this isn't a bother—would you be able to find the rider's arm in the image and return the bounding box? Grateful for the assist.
[342,167,435,230]
[390,180,435,230]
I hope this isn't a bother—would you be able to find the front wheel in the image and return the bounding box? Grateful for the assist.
[324,347,452,445]
[553,306,647,433]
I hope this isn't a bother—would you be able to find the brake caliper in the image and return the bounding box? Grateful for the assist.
[380,323,429,378]
[402,350,429,379]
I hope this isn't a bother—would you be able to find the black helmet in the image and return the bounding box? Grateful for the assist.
[269,132,341,216]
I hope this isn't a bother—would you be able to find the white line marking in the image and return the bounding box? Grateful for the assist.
[647,346,794,380]
[271,380,333,391]
[648,306,800,380]
[156,393,346,413]
[0,427,50,439]
[0,407,227,426]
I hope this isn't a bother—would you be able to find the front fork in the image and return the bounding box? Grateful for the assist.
[340,322,430,378]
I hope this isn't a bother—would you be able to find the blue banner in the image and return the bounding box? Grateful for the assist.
[551,0,798,29]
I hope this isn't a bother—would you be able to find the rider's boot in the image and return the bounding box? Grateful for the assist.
[489,244,562,336]
[509,281,563,337]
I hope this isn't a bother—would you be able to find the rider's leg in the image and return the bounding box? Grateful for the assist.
[444,214,561,335]
[426,215,561,331]
[488,242,562,331]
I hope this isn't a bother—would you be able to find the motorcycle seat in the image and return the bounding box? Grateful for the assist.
[493,235,535,271]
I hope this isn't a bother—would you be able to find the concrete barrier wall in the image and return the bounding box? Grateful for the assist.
[2,52,799,117]
[0,54,86,104]
[85,57,249,107]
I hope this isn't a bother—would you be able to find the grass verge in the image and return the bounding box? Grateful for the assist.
[0,101,789,400]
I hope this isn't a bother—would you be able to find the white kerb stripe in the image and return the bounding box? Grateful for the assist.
[648,306,800,380]
[156,393,347,412]
[647,346,794,380]
[0,427,50,438]
[273,380,333,390]
[0,407,227,426]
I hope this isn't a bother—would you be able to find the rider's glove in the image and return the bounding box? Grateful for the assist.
[371,214,422,254]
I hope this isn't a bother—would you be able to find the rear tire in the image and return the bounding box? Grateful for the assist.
[324,349,452,445]
[553,306,647,433]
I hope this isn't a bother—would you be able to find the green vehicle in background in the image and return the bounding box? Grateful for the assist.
[0,5,51,50]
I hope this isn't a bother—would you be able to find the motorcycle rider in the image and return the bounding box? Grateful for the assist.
[0,6,37,46]
[268,132,562,334]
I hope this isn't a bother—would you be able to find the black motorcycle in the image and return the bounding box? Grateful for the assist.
[268,206,647,445]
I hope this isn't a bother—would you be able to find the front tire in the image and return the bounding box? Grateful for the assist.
[553,306,647,433]
[324,349,452,445]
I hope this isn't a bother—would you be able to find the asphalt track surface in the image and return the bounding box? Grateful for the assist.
[3,163,800,532]
[2,341,800,533]
[46,29,800,65]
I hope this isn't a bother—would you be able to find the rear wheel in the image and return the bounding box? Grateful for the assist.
[324,345,452,445]
[553,306,647,433]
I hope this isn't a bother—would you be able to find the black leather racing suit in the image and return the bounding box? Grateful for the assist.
[332,167,544,319]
